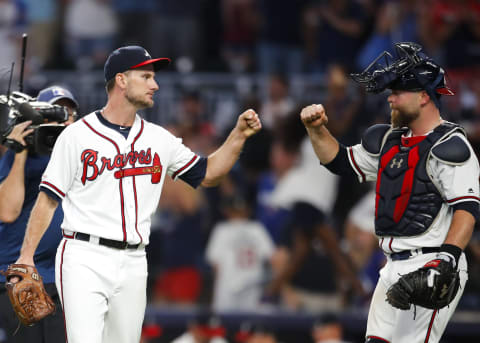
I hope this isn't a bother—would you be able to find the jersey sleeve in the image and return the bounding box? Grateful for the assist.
[166,135,201,181]
[429,135,480,206]
[39,126,79,200]
[347,144,380,182]
[178,157,207,189]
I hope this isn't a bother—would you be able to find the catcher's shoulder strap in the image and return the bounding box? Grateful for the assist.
[361,124,393,156]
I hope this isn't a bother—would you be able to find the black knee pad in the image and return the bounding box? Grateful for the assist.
[366,336,390,343]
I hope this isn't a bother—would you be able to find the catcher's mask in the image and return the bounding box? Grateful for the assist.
[351,42,454,109]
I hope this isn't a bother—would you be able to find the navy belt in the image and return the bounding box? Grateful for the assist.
[73,232,141,250]
[390,247,440,261]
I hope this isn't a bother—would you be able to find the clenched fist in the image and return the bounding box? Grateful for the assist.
[236,109,262,138]
[300,104,328,129]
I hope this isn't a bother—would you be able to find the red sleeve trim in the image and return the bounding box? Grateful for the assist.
[40,181,66,198]
[172,155,199,179]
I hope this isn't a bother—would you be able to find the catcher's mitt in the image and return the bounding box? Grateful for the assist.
[386,257,460,310]
[1,264,55,326]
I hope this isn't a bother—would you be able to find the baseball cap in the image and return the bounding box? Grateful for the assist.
[104,45,171,82]
[37,86,79,108]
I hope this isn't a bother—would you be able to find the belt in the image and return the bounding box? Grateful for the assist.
[70,232,142,250]
[389,247,440,261]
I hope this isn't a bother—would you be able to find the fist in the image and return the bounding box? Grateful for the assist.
[300,104,328,129]
[237,109,262,138]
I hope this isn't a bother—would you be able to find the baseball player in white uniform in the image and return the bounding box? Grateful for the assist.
[300,42,480,343]
[14,45,262,343]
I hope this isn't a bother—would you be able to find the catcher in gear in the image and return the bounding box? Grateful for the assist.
[300,42,479,343]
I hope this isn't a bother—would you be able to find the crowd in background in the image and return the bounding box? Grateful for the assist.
[1,0,480,342]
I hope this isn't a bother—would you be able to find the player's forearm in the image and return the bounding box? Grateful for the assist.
[201,128,246,187]
[17,192,58,265]
[306,125,340,164]
[443,209,475,250]
[0,151,28,222]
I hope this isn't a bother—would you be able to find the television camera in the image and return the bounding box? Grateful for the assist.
[0,90,70,155]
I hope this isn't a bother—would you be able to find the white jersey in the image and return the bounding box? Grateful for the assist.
[347,131,480,253]
[41,111,200,245]
[206,219,274,311]
[270,137,339,214]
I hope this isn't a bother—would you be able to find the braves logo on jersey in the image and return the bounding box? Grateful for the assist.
[80,148,163,184]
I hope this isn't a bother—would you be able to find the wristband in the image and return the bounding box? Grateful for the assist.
[440,244,462,267]
[3,138,26,153]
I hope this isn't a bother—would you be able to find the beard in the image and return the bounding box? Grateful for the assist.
[125,91,154,109]
[390,107,419,128]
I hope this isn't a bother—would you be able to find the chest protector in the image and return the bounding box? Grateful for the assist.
[375,122,463,237]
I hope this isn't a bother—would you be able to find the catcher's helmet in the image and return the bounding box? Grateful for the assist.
[351,42,454,108]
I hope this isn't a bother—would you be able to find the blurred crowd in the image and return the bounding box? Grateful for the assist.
[1,0,480,342]
[0,0,479,75]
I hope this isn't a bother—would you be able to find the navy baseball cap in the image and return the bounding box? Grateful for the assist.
[37,86,79,108]
[104,46,171,82]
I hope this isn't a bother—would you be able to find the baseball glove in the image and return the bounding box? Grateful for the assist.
[386,257,460,310]
[1,264,55,326]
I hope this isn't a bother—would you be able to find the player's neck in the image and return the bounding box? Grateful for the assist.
[409,108,443,136]
[101,100,136,127]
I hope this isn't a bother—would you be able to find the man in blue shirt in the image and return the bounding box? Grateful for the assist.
[0,85,78,343]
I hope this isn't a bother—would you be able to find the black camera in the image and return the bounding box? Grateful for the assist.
[0,91,69,155]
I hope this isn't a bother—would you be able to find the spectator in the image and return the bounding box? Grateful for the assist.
[64,0,118,70]
[170,90,217,156]
[260,74,296,131]
[311,312,351,343]
[457,76,480,157]
[23,0,59,69]
[417,0,480,68]
[264,138,364,312]
[342,189,386,306]
[305,0,366,73]
[322,64,362,145]
[255,0,310,75]
[245,324,279,343]
[255,139,298,243]
[253,109,306,243]
[356,0,418,71]
[205,176,275,312]
[321,64,368,228]
[150,0,203,73]
[220,0,259,73]
[171,314,228,343]
[111,0,156,50]
[0,0,21,76]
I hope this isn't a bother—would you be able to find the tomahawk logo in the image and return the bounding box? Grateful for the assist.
[390,158,404,169]
[114,153,162,184]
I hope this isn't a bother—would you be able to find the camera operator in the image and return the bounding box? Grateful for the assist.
[0,86,78,343]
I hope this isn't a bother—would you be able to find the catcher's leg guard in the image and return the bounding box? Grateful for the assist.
[366,336,390,343]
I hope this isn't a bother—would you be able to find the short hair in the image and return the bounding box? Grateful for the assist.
[105,78,116,93]
[105,70,132,93]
